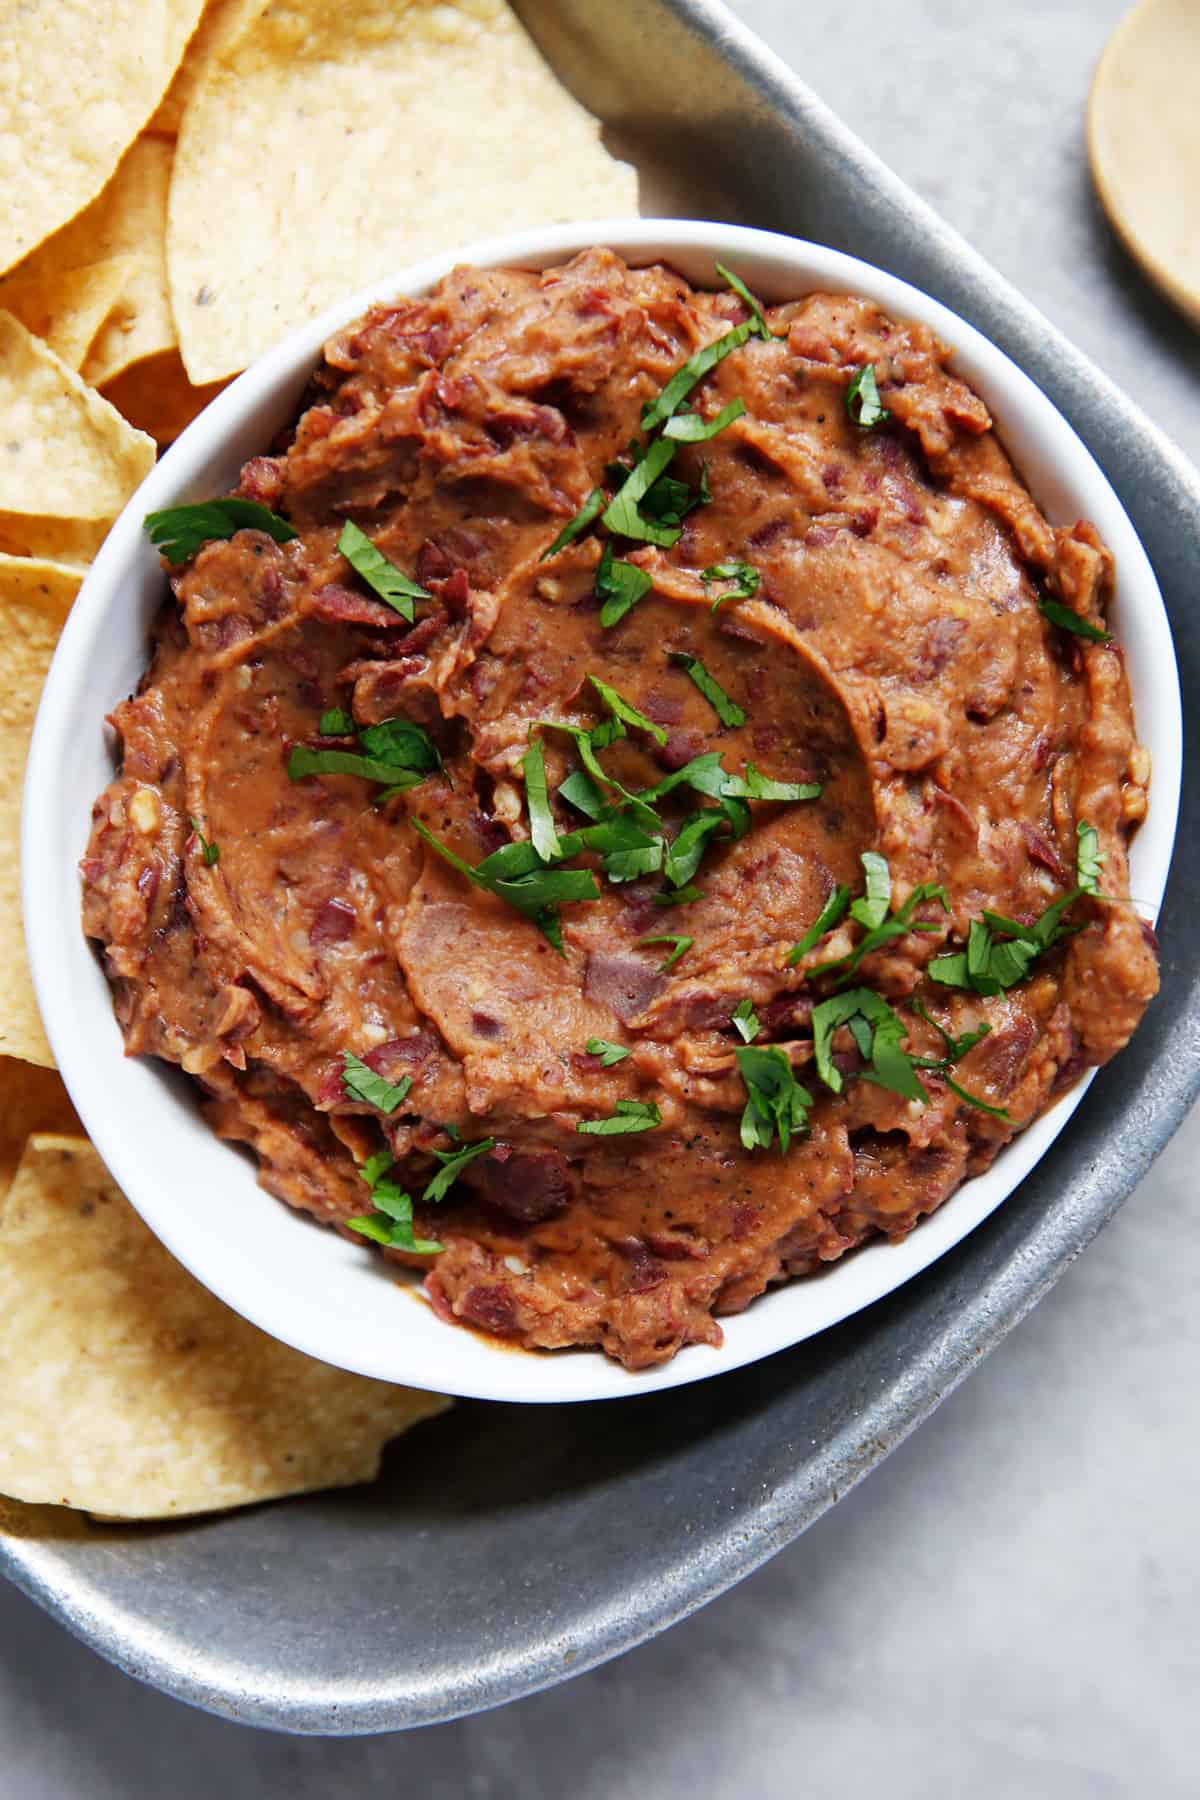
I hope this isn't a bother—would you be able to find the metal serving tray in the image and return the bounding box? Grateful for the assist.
[3,0,1198,1734]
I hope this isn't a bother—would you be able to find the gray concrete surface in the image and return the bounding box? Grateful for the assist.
[2,2,1197,1793]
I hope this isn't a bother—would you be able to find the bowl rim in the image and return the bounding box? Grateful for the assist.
[22,215,1182,1405]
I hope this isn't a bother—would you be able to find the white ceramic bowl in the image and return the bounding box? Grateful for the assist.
[24,220,1181,1404]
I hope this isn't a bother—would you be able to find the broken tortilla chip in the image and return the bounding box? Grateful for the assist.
[0,257,137,372]
[0,513,108,565]
[0,136,179,388]
[148,0,268,136]
[0,0,206,275]
[0,313,155,521]
[167,0,638,383]
[0,1136,452,1518]
[102,349,228,447]
[0,1058,81,1204]
[0,556,82,1069]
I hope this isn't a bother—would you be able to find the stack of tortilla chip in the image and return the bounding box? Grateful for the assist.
[0,0,637,1526]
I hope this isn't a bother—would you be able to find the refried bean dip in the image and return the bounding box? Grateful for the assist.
[82,250,1158,1368]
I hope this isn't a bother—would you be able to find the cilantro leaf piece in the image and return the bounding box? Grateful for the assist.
[144,498,297,564]
[638,933,693,971]
[640,321,753,433]
[943,1075,1010,1119]
[557,768,609,820]
[347,1157,441,1255]
[411,818,600,951]
[637,751,728,806]
[734,1045,812,1153]
[851,851,891,930]
[337,521,431,623]
[787,884,852,964]
[662,397,747,442]
[715,262,781,340]
[1076,819,1105,893]
[603,438,683,546]
[340,1051,412,1114]
[359,716,442,774]
[188,817,220,867]
[702,560,760,608]
[669,652,746,727]
[928,950,970,988]
[811,987,927,1103]
[845,363,890,429]
[522,736,562,863]
[808,881,948,983]
[662,809,726,888]
[423,1137,496,1204]
[588,675,668,745]
[909,1000,992,1068]
[576,812,664,883]
[731,998,761,1043]
[586,1038,631,1067]
[595,540,654,628]
[540,486,605,561]
[653,883,704,907]
[288,745,425,788]
[577,1100,662,1136]
[719,764,822,803]
[318,707,356,736]
[1038,598,1112,644]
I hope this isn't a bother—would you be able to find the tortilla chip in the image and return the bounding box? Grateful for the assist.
[148,0,268,137]
[0,557,82,1069]
[0,135,179,389]
[168,0,639,383]
[0,313,155,521]
[0,1059,81,1204]
[0,258,137,371]
[102,349,228,447]
[0,1493,94,1541]
[0,0,206,276]
[0,513,108,565]
[0,1136,452,1518]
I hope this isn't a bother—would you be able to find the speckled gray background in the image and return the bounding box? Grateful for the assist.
[3,2,1198,1792]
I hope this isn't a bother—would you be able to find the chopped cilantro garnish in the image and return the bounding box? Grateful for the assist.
[411,817,600,952]
[908,1000,992,1068]
[340,1051,412,1114]
[715,262,781,340]
[337,521,431,623]
[719,765,821,803]
[669,652,746,727]
[540,486,605,561]
[347,1153,441,1255]
[851,851,891,930]
[787,884,852,964]
[423,1137,496,1203]
[586,1038,631,1067]
[662,397,746,442]
[653,883,704,907]
[943,1074,1010,1119]
[731,998,761,1042]
[522,737,561,863]
[577,1100,662,1136]
[603,438,683,546]
[638,932,693,970]
[808,856,948,983]
[811,988,926,1103]
[588,674,668,745]
[662,809,726,887]
[1076,820,1105,893]
[144,497,297,564]
[845,363,890,429]
[188,818,220,866]
[702,560,760,608]
[1038,598,1112,644]
[596,541,654,628]
[318,707,356,736]
[735,1045,813,1153]
[640,321,753,434]
[359,716,443,774]
[288,745,426,788]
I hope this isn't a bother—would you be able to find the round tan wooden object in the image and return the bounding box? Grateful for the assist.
[1088,0,1200,327]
